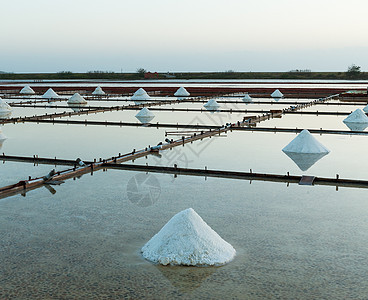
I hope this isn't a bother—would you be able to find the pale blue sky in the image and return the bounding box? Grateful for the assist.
[1,0,367,72]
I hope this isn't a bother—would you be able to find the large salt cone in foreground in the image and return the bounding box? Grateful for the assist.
[271,89,283,99]
[174,87,190,97]
[92,86,105,96]
[242,93,252,103]
[131,88,151,103]
[141,208,236,266]
[135,107,155,124]
[204,99,220,111]
[282,129,330,171]
[42,88,59,99]
[67,93,87,104]
[20,85,35,95]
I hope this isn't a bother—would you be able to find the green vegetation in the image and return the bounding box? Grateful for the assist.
[0,71,367,81]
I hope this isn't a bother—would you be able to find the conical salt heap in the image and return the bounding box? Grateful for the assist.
[242,93,252,103]
[282,129,330,171]
[42,88,59,99]
[204,99,220,111]
[19,85,35,95]
[0,98,12,112]
[271,89,283,98]
[135,107,155,124]
[283,129,330,154]
[92,86,105,96]
[141,208,236,266]
[363,104,368,113]
[174,87,190,97]
[68,93,87,104]
[131,88,151,102]
[343,109,368,123]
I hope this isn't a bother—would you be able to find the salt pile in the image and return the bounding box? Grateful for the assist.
[141,208,236,266]
[42,88,59,99]
[92,86,105,96]
[131,88,151,103]
[135,107,155,124]
[271,89,283,98]
[67,93,87,104]
[363,104,368,113]
[204,99,220,111]
[0,98,12,112]
[174,87,190,97]
[242,93,252,103]
[343,109,368,123]
[19,85,35,95]
[282,129,330,171]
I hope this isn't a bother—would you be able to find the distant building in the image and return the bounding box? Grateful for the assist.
[144,72,159,79]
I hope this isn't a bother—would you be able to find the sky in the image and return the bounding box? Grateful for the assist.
[1,0,368,73]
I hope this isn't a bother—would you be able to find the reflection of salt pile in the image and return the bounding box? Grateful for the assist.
[42,88,59,99]
[67,93,87,104]
[142,208,236,266]
[135,107,155,124]
[68,103,87,112]
[271,89,283,99]
[92,86,105,96]
[174,87,190,97]
[242,93,252,103]
[0,128,7,149]
[131,88,151,103]
[204,99,220,111]
[282,129,330,171]
[19,85,35,95]
[343,109,368,131]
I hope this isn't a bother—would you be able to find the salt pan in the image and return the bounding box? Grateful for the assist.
[141,208,236,266]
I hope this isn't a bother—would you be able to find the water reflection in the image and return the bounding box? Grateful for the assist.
[343,122,368,132]
[68,103,87,112]
[283,152,329,171]
[155,264,217,292]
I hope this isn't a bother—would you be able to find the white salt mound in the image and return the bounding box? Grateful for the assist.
[282,129,330,154]
[131,88,151,101]
[68,93,87,104]
[174,87,190,97]
[204,99,220,111]
[92,86,105,95]
[343,109,368,123]
[42,88,59,99]
[271,89,283,98]
[135,107,155,123]
[20,85,35,95]
[242,93,252,102]
[141,208,236,266]
[0,98,12,112]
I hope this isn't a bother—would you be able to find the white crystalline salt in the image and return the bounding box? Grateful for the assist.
[20,85,35,95]
[271,89,283,98]
[141,208,236,266]
[363,105,368,113]
[282,129,330,154]
[343,109,368,124]
[42,88,59,99]
[0,98,12,112]
[68,93,87,104]
[135,107,155,123]
[204,99,220,111]
[131,88,151,101]
[174,87,190,97]
[92,86,105,95]
[242,93,252,103]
